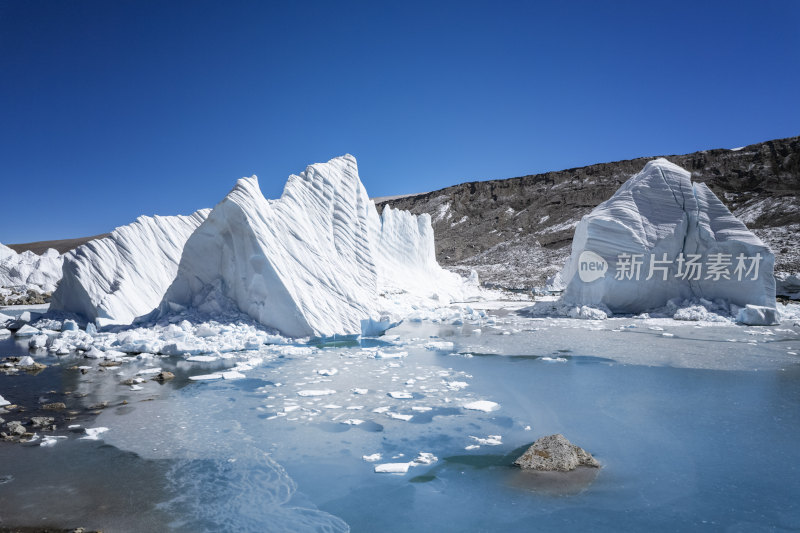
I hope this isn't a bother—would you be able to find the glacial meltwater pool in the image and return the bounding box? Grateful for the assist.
[1,311,799,532]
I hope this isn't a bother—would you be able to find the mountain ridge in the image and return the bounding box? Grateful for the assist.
[377,136,799,289]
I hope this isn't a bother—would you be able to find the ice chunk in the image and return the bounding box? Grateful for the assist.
[374,462,413,474]
[388,391,413,399]
[374,350,408,359]
[362,453,382,462]
[425,341,455,352]
[186,355,219,362]
[40,435,68,447]
[297,389,336,397]
[737,305,780,326]
[189,373,224,381]
[463,400,500,412]
[80,427,109,440]
[413,452,438,465]
[0,394,10,407]
[14,324,40,337]
[470,435,503,446]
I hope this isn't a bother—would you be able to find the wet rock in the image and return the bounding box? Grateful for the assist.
[5,420,26,436]
[30,416,55,430]
[155,371,175,382]
[42,402,67,411]
[513,434,600,472]
[88,402,108,410]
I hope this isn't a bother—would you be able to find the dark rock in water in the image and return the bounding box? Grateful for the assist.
[513,434,599,472]
[30,416,55,429]
[5,420,26,436]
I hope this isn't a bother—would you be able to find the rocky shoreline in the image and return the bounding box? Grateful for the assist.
[0,289,51,307]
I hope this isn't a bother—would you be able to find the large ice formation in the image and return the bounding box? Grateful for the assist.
[559,158,775,313]
[161,155,466,337]
[50,211,210,325]
[0,243,63,292]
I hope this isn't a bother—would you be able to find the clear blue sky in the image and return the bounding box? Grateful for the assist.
[1,0,798,244]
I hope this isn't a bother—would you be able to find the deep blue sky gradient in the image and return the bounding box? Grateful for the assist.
[1,0,799,243]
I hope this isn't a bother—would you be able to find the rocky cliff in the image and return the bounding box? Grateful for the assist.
[377,136,799,289]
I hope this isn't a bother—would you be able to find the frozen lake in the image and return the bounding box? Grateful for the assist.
[1,308,799,531]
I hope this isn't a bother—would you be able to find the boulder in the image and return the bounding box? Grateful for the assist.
[513,434,599,472]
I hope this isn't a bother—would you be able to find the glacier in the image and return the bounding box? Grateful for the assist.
[161,154,470,338]
[0,242,63,292]
[558,158,776,317]
[49,210,210,326]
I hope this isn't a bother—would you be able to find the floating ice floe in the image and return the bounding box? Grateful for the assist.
[374,452,438,473]
[469,435,503,446]
[189,373,224,381]
[297,389,337,397]
[462,400,500,412]
[373,350,407,359]
[80,427,109,440]
[186,355,219,362]
[40,435,68,447]
[425,341,455,351]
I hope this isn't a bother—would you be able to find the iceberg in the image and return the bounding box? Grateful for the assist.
[558,159,775,314]
[0,243,62,292]
[50,210,210,325]
[162,155,467,337]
